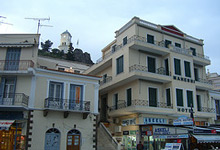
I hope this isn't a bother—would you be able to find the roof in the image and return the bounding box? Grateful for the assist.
[61,30,72,37]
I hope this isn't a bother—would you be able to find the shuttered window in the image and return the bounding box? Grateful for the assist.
[148,56,156,73]
[187,90,193,107]
[166,88,171,106]
[176,89,183,106]
[184,61,191,77]
[116,56,124,74]
[174,58,181,75]
[149,87,157,107]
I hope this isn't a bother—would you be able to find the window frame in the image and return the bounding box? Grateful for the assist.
[116,55,124,75]
[184,60,191,78]
[147,34,155,44]
[186,90,194,107]
[174,58,181,76]
[176,88,184,107]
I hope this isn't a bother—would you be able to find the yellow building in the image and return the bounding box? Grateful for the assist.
[85,17,215,150]
[0,34,100,150]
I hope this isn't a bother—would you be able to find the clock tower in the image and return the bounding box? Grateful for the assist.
[58,30,72,53]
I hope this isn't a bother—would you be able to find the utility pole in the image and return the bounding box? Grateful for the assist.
[0,16,13,25]
[25,17,52,34]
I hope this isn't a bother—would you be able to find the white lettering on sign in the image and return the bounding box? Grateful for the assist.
[144,118,167,124]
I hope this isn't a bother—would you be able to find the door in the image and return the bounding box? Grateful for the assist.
[69,84,83,110]
[127,88,132,106]
[194,68,199,81]
[4,48,21,70]
[45,131,60,150]
[147,57,156,73]
[0,78,16,105]
[164,59,169,75]
[67,135,80,150]
[149,88,157,107]
[100,95,107,122]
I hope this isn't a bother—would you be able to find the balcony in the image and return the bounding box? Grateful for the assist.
[0,60,34,75]
[100,76,112,86]
[44,98,90,112]
[198,107,215,113]
[129,64,171,83]
[195,78,213,90]
[0,93,29,110]
[109,99,173,117]
[192,52,210,66]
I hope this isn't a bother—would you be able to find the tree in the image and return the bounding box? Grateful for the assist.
[66,43,74,60]
[41,40,53,52]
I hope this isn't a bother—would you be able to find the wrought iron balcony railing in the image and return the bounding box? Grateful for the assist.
[110,99,173,111]
[0,60,34,71]
[99,76,112,86]
[0,93,29,107]
[96,34,210,64]
[198,107,215,113]
[44,98,90,112]
[129,64,170,76]
[195,78,212,85]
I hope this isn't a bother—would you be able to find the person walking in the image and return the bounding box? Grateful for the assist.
[137,141,144,150]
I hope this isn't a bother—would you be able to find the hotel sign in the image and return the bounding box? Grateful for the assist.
[173,116,193,126]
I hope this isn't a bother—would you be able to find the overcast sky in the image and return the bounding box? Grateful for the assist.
[1,0,220,74]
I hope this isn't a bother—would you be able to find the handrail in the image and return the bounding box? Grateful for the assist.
[100,123,119,149]
[0,60,34,71]
[0,93,29,107]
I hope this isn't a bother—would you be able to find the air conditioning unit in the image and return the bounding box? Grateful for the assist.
[205,122,210,126]
[115,126,122,132]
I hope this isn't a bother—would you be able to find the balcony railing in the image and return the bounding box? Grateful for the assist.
[198,107,215,113]
[0,93,29,107]
[96,34,210,64]
[0,60,34,71]
[129,64,170,76]
[196,78,212,85]
[99,76,112,86]
[44,98,90,112]
[110,99,173,111]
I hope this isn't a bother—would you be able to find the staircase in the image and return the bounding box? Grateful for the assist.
[97,123,120,150]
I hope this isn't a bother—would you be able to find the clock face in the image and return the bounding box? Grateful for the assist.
[63,35,66,38]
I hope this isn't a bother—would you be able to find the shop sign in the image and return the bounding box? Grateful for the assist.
[123,131,129,135]
[122,118,136,126]
[154,127,171,135]
[144,117,167,124]
[173,116,193,126]
[193,129,216,134]
[153,134,188,139]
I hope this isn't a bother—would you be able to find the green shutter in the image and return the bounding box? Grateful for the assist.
[148,57,156,73]
[149,88,157,107]
[117,56,124,74]
[127,88,132,106]
[174,58,181,75]
[197,95,201,111]
[187,90,193,107]
[166,88,171,106]
[184,61,191,77]
[176,89,183,106]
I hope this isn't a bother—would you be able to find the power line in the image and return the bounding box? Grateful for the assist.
[0,16,13,26]
[25,17,52,34]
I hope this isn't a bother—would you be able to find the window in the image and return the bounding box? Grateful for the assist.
[149,87,157,107]
[166,88,171,106]
[176,89,183,107]
[111,44,116,53]
[165,40,172,48]
[187,90,193,107]
[113,93,118,109]
[194,68,199,81]
[147,56,156,73]
[164,59,169,75]
[123,37,127,45]
[175,43,181,48]
[58,67,65,71]
[197,95,201,111]
[174,58,181,75]
[69,84,83,103]
[190,47,196,56]
[103,74,107,83]
[126,88,132,106]
[49,81,63,99]
[184,61,191,77]
[5,48,21,70]
[116,55,124,74]
[147,34,154,44]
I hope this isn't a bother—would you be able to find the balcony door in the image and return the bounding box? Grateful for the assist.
[127,88,132,106]
[0,77,16,105]
[147,56,156,73]
[69,84,83,110]
[149,87,157,107]
[48,81,63,109]
[4,48,21,70]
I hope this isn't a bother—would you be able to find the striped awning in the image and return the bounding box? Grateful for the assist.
[0,120,15,130]
[193,134,220,143]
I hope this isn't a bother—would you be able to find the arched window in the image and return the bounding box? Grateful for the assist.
[67,129,81,150]
[45,128,60,150]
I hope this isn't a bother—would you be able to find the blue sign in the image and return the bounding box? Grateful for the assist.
[144,117,167,124]
[173,116,193,125]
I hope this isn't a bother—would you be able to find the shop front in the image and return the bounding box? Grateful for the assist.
[140,125,189,150]
[122,130,138,150]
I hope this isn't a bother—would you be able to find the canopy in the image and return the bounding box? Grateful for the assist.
[0,120,15,130]
[193,134,220,143]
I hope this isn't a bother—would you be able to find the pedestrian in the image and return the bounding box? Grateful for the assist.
[137,141,144,150]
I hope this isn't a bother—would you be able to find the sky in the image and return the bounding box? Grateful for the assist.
[1,0,220,74]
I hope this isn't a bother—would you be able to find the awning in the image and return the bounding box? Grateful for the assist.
[0,120,15,130]
[193,134,220,143]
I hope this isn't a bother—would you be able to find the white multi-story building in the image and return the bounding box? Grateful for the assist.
[85,17,215,150]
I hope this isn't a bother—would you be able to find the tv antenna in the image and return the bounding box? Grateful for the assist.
[0,16,13,25]
[25,17,52,34]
